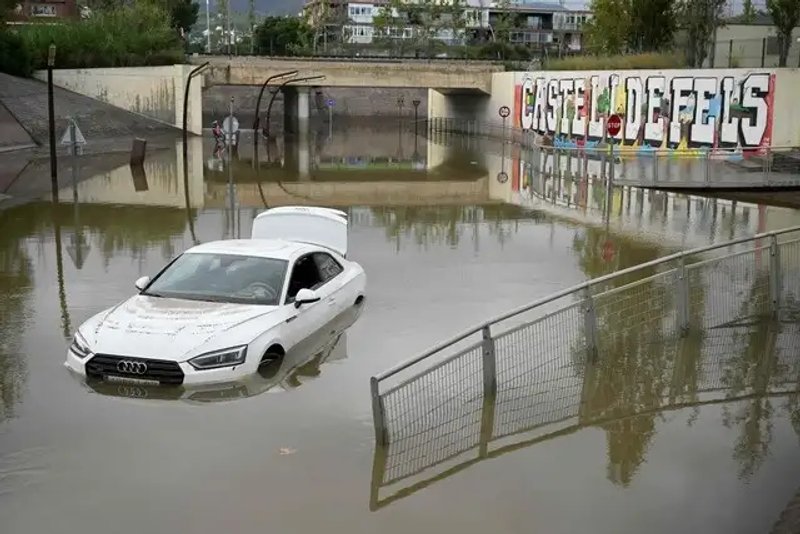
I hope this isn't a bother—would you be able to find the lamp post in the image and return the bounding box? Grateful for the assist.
[205,0,211,53]
[47,42,57,197]
[263,75,326,139]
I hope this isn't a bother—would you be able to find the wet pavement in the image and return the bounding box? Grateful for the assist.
[1,121,799,533]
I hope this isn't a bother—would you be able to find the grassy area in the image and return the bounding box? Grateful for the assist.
[544,52,687,71]
[5,4,183,75]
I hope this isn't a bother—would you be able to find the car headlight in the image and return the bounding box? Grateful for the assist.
[188,346,248,370]
[69,331,92,359]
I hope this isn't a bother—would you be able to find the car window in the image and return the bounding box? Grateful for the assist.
[286,255,324,302]
[143,253,288,306]
[314,253,344,283]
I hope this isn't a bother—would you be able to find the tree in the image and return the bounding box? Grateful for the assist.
[679,0,727,67]
[584,0,632,54]
[742,0,757,22]
[628,0,676,52]
[767,0,800,67]
[584,0,676,54]
[255,16,312,56]
[170,0,199,34]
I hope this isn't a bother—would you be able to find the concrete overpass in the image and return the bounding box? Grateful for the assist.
[190,56,503,94]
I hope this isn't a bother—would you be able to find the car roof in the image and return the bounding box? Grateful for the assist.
[183,239,320,260]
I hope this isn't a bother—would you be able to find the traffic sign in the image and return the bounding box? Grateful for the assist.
[327,98,335,108]
[607,114,622,137]
[497,171,508,183]
[498,106,511,119]
[222,115,239,134]
[60,119,86,146]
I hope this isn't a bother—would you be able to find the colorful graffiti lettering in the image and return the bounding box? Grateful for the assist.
[515,71,775,153]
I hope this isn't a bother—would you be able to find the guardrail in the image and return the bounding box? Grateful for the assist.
[370,225,800,446]
[423,118,800,190]
[369,322,800,509]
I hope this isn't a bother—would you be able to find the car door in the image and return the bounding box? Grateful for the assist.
[282,254,327,347]
[312,252,347,315]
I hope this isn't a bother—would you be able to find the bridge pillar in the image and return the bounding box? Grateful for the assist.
[283,124,311,180]
[283,86,311,135]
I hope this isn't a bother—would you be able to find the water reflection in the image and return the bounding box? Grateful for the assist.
[370,322,800,510]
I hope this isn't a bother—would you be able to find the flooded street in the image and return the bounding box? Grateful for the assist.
[1,120,799,533]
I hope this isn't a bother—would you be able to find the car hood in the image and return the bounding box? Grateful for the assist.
[85,295,277,361]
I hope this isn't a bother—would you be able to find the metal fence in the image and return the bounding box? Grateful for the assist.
[369,320,800,510]
[424,118,800,190]
[370,225,800,448]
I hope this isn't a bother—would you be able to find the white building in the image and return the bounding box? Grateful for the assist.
[303,0,591,50]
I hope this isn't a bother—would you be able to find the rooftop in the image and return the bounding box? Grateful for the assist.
[185,239,312,260]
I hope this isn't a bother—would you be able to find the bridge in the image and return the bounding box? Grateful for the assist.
[190,56,503,94]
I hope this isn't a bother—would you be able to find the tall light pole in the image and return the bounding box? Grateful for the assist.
[205,0,211,53]
[226,0,232,57]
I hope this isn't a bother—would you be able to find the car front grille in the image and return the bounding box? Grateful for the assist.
[86,354,185,385]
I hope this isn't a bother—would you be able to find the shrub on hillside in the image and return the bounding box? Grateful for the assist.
[544,52,687,71]
[0,29,33,77]
[19,4,183,71]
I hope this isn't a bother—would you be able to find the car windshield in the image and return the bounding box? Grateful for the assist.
[143,252,288,306]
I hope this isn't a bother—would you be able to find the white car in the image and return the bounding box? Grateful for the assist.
[65,206,366,387]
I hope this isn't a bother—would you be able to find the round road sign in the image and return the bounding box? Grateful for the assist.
[497,171,509,183]
[327,98,335,108]
[607,114,622,137]
[499,106,511,119]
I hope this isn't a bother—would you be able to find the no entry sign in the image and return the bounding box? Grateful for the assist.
[607,114,622,137]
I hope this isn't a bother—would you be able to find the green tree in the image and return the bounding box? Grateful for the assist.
[742,0,757,22]
[679,0,727,67]
[170,0,199,34]
[628,0,676,52]
[767,0,800,67]
[585,0,676,54]
[583,0,632,54]
[255,16,312,56]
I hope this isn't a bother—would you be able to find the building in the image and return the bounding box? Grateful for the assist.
[7,0,79,22]
[302,0,591,52]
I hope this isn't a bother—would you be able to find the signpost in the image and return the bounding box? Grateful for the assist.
[499,105,511,142]
[606,113,622,185]
[327,98,335,139]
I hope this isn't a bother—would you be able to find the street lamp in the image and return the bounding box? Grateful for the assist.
[263,75,326,139]
[47,42,57,196]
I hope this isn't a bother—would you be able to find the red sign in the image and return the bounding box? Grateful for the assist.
[607,114,622,137]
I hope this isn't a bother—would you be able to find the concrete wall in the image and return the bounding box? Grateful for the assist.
[33,65,204,135]
[435,68,800,151]
[194,56,502,93]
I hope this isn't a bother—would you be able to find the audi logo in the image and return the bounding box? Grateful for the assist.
[116,360,148,375]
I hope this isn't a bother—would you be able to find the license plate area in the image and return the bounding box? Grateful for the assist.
[104,375,160,386]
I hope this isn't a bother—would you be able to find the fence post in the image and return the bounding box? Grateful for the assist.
[370,377,388,446]
[728,40,733,68]
[769,234,782,318]
[582,287,598,361]
[761,38,766,68]
[481,325,497,398]
[676,257,690,335]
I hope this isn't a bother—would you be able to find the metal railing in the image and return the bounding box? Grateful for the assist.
[369,322,800,509]
[370,225,800,447]
[424,118,800,190]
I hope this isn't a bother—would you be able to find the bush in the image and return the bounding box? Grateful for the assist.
[544,52,687,71]
[0,29,33,77]
[17,4,184,71]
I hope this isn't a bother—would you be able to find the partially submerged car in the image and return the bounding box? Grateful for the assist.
[65,206,366,387]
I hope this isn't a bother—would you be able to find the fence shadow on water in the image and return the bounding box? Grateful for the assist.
[369,228,800,510]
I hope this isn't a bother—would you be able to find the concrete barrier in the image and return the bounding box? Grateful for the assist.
[33,65,204,135]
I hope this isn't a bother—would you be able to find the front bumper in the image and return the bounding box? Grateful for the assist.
[65,349,254,386]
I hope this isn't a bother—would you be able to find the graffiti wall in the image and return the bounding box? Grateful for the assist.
[513,69,778,152]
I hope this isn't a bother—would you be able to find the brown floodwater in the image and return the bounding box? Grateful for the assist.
[0,122,799,533]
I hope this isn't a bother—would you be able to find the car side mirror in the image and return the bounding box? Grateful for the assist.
[294,288,320,308]
[134,276,151,291]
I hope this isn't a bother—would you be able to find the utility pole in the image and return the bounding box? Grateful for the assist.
[47,42,57,198]
[226,0,232,57]
[205,0,211,53]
